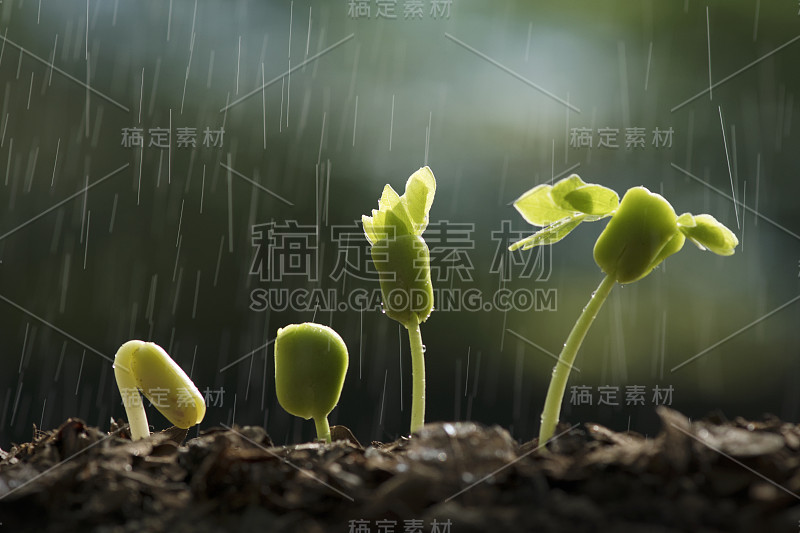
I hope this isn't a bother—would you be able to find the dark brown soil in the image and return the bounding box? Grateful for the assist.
[1,407,799,532]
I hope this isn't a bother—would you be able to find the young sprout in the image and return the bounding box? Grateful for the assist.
[274,323,349,443]
[510,175,738,444]
[113,340,206,441]
[362,166,436,434]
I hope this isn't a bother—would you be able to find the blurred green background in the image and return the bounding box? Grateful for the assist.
[1,0,798,447]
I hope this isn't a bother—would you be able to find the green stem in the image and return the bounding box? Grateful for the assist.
[406,321,426,434]
[314,415,331,443]
[539,273,616,444]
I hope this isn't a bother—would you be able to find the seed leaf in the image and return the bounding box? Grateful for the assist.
[275,323,349,421]
[592,186,680,284]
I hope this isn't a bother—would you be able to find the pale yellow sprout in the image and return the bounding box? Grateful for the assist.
[113,340,206,441]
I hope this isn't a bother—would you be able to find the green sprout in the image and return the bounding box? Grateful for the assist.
[113,340,206,441]
[509,175,739,444]
[274,323,349,443]
[362,166,436,434]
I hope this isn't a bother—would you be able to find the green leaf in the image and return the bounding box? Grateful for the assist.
[402,166,436,233]
[384,206,414,239]
[678,213,739,256]
[378,184,402,212]
[513,175,619,227]
[366,209,390,243]
[563,185,619,216]
[509,215,586,251]
[676,212,696,228]
[550,174,588,209]
[362,215,378,245]
[510,175,622,253]
[513,184,574,227]
[375,183,415,238]
[363,167,436,246]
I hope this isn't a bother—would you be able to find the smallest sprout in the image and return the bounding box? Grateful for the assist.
[113,340,206,441]
[274,323,349,443]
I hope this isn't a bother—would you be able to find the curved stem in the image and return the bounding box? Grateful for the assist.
[113,341,150,441]
[406,321,426,434]
[314,416,331,443]
[539,273,616,444]
[119,383,150,440]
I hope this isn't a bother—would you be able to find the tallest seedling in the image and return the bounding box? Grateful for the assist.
[363,166,436,434]
[510,175,738,444]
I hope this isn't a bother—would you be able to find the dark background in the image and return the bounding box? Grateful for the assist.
[0,0,798,448]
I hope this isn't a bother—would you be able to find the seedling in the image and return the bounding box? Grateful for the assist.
[362,166,436,434]
[113,340,206,441]
[274,323,349,443]
[509,175,738,443]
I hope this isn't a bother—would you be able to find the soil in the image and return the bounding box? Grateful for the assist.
[1,407,799,533]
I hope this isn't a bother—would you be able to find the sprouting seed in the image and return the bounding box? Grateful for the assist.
[274,323,349,443]
[113,340,206,441]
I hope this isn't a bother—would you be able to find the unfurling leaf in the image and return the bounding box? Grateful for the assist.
[509,215,586,251]
[549,174,588,207]
[679,213,739,256]
[510,174,618,251]
[402,166,436,234]
[362,167,437,329]
[363,167,436,244]
[563,184,619,216]
[513,184,575,227]
[676,212,696,227]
